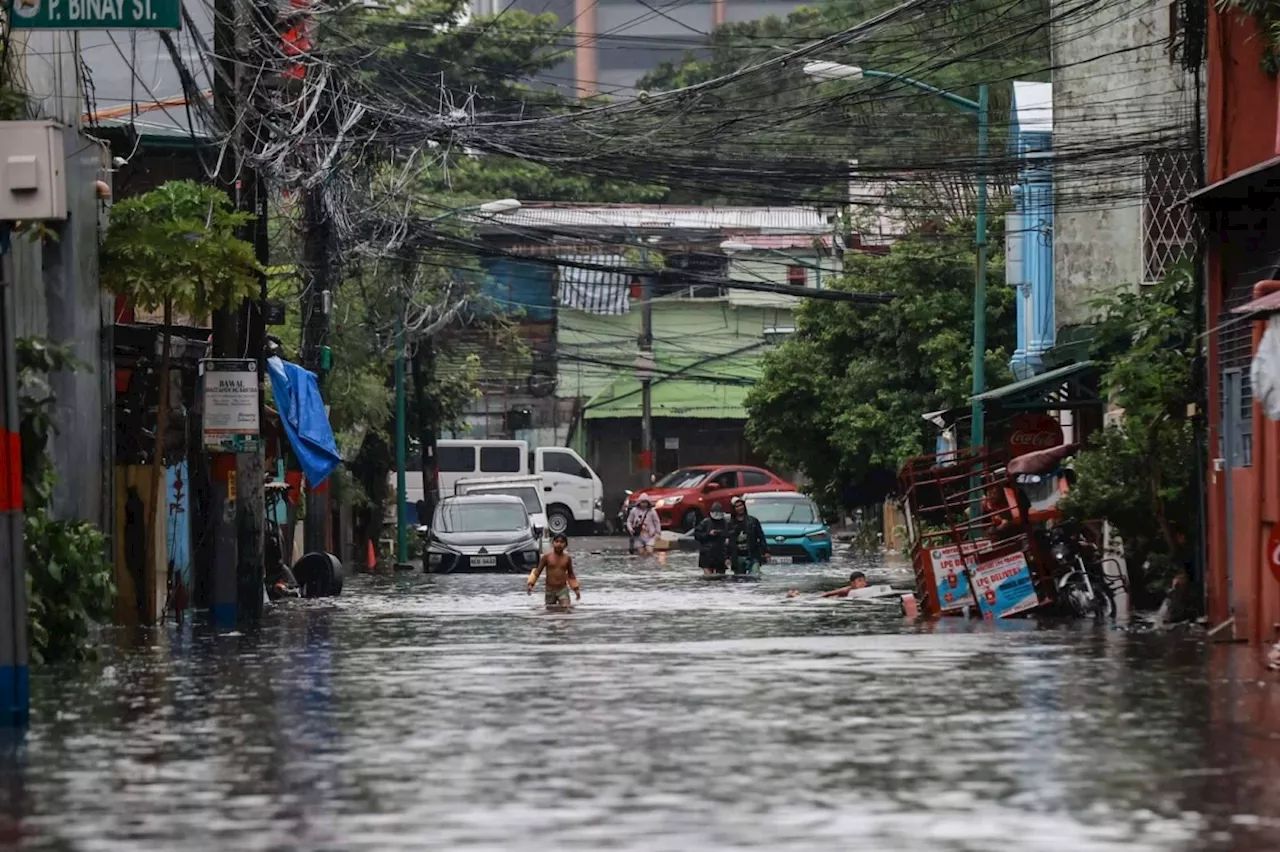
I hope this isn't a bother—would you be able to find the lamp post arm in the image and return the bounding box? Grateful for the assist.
[860,68,981,113]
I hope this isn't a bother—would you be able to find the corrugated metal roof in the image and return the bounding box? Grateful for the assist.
[481,205,836,235]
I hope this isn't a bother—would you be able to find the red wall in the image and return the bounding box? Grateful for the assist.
[1206,7,1280,641]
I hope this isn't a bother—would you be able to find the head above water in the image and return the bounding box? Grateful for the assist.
[636,493,652,507]
[709,502,725,520]
[849,570,867,589]
[732,497,747,515]
[552,533,568,552]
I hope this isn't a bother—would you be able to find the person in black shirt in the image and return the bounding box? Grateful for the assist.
[694,502,730,575]
[727,497,768,576]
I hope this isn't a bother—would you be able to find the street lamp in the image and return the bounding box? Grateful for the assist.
[393,198,522,567]
[804,61,990,449]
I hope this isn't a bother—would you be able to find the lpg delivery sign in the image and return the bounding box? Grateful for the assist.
[969,550,1039,619]
[927,539,994,613]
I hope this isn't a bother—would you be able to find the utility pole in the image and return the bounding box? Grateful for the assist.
[413,339,439,525]
[638,242,653,484]
[209,0,242,625]
[0,237,29,727]
[301,185,331,556]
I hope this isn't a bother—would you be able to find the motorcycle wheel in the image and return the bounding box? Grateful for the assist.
[1062,572,1111,619]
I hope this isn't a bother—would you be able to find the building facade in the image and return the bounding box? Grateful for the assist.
[1190,4,1280,644]
[1050,0,1199,331]
[471,0,812,95]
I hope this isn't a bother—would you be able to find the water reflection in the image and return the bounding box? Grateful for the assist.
[3,549,1279,850]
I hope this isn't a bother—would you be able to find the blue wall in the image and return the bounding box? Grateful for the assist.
[481,258,555,320]
[1008,87,1055,380]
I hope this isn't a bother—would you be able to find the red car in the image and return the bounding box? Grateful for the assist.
[630,465,796,530]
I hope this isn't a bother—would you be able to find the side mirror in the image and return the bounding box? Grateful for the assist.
[703,483,717,493]
[533,526,544,539]
[624,489,634,497]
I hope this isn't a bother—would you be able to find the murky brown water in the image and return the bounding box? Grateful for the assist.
[5,548,1280,851]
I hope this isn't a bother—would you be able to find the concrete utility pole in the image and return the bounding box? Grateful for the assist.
[209,0,269,623]
[301,186,331,556]
[0,241,29,727]
[209,0,242,625]
[638,242,654,483]
[413,339,439,525]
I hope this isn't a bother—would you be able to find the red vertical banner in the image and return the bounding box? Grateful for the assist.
[0,430,19,513]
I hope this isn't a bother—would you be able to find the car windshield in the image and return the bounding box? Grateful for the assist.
[469,487,541,515]
[435,502,528,533]
[654,468,710,489]
[747,499,818,524]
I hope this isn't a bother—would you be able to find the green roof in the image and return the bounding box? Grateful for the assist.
[970,360,1096,405]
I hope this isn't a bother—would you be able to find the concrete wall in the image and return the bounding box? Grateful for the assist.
[557,299,794,402]
[1050,0,1196,328]
[12,33,113,527]
[726,249,836,309]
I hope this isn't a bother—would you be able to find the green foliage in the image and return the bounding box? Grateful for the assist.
[745,225,1014,513]
[100,180,261,315]
[0,42,26,120]
[1062,263,1199,596]
[419,154,666,205]
[639,0,1050,205]
[1219,0,1280,74]
[17,339,115,664]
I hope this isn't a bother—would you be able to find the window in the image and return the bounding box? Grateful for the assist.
[1142,148,1200,284]
[470,486,541,515]
[654,468,710,488]
[708,471,739,490]
[437,446,476,473]
[745,498,817,524]
[787,265,807,288]
[742,470,772,487]
[435,500,528,532]
[480,446,523,473]
[543,451,590,478]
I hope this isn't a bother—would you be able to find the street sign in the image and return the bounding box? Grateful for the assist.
[7,0,181,30]
[201,359,260,454]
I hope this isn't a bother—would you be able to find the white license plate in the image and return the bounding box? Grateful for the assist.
[772,556,793,564]
[469,556,497,567]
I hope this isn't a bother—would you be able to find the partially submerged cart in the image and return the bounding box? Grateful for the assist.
[897,447,1057,619]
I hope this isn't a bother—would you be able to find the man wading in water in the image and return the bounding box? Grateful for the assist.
[728,497,768,576]
[694,502,730,575]
[527,533,581,609]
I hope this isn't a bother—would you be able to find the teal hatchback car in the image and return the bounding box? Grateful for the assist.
[743,492,833,563]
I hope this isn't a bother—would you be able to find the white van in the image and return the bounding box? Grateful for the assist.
[455,475,548,537]
[397,440,604,535]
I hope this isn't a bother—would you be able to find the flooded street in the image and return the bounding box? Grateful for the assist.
[10,548,1280,851]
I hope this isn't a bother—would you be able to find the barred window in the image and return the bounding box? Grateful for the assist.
[1142,149,1200,284]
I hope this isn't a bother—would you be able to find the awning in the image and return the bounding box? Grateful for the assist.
[1186,155,1280,210]
[1231,289,1280,318]
[970,360,1099,410]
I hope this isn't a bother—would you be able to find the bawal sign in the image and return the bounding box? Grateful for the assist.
[1007,412,1063,457]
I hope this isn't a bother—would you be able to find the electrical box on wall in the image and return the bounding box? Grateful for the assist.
[0,121,67,221]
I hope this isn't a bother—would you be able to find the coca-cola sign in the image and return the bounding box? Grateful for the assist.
[1007,413,1063,457]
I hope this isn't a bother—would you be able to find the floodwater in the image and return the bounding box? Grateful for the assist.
[8,547,1280,851]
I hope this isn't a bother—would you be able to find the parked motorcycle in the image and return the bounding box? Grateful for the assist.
[1045,521,1115,618]
[1007,443,1122,619]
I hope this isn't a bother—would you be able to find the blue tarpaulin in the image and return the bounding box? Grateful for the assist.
[267,357,341,487]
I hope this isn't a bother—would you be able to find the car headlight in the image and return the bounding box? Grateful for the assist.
[806,530,831,541]
[657,495,683,507]
[524,550,541,564]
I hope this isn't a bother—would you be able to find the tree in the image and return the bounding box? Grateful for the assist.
[1061,263,1198,605]
[101,180,260,612]
[638,0,1051,208]
[745,224,1014,513]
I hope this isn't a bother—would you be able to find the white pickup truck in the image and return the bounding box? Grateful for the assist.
[395,440,604,535]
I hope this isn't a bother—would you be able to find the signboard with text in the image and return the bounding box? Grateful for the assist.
[8,0,181,30]
[201,359,260,453]
[927,539,994,613]
[969,550,1040,619]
